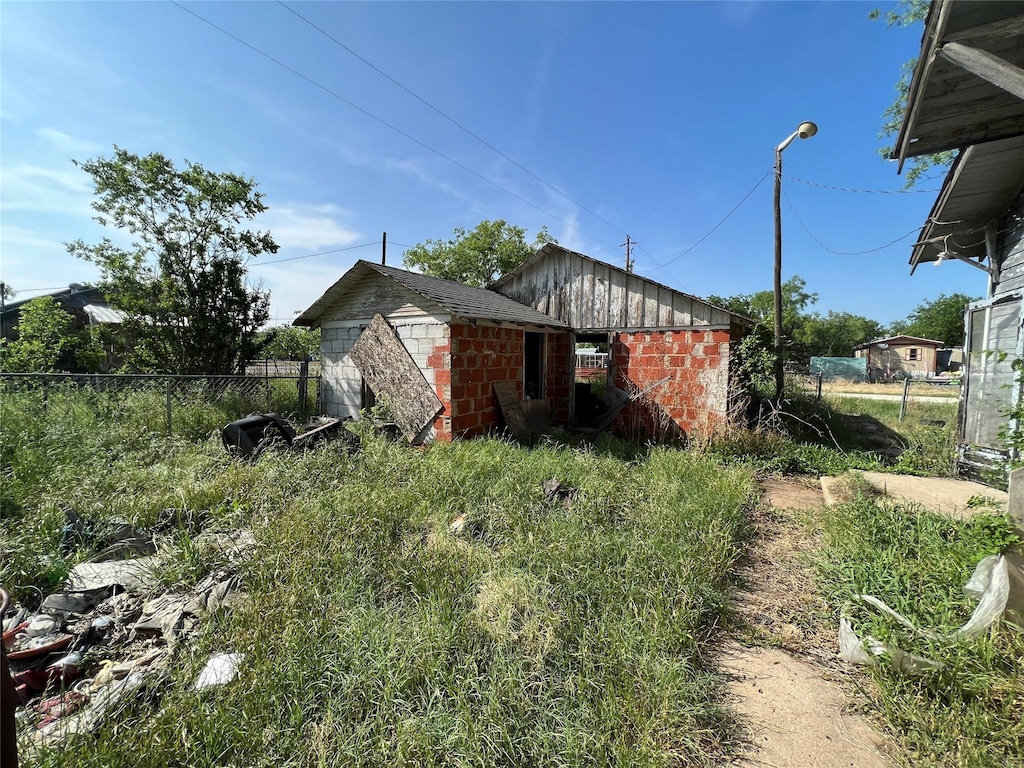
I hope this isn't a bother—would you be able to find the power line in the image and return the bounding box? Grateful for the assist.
[783,190,919,256]
[169,1,617,250]
[645,171,772,271]
[782,174,939,194]
[276,1,630,239]
[249,241,382,268]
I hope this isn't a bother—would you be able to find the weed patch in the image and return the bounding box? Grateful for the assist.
[813,497,1024,766]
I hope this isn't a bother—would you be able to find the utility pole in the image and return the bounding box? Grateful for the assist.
[381,232,387,266]
[621,236,635,273]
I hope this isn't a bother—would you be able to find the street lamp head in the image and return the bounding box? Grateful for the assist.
[797,121,818,139]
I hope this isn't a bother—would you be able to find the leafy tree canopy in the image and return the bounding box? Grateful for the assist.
[0,297,77,372]
[255,325,321,361]
[796,311,886,358]
[871,0,956,187]
[67,147,277,374]
[403,220,556,287]
[891,292,978,346]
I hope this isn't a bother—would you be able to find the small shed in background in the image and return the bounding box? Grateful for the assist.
[852,335,946,380]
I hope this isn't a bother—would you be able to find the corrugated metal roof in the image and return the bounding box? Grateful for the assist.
[293,260,570,329]
[910,136,1024,273]
[895,0,1024,166]
[82,303,125,324]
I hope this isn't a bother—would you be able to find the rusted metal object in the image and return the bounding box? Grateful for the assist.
[1,588,20,768]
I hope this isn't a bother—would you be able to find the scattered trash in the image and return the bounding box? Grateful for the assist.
[1,524,256,752]
[65,556,161,594]
[193,652,244,690]
[840,549,1024,673]
[542,479,576,507]
[222,413,359,460]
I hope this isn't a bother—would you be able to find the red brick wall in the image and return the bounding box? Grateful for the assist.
[448,324,525,438]
[610,329,731,441]
[546,331,572,426]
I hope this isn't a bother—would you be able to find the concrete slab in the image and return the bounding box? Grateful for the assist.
[721,644,894,768]
[851,471,1007,518]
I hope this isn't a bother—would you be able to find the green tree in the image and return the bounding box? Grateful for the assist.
[871,0,956,187]
[0,297,77,372]
[403,220,555,287]
[897,292,977,346]
[797,311,885,358]
[67,148,276,374]
[255,325,321,360]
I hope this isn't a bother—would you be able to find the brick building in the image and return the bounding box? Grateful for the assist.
[296,247,750,443]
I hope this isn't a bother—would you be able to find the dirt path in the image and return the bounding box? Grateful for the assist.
[721,478,895,767]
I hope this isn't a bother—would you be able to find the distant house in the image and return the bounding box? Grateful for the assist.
[295,246,752,444]
[1,284,125,371]
[853,335,946,380]
[893,0,1024,476]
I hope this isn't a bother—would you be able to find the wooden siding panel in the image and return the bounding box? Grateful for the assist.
[996,194,1024,297]
[324,272,440,321]
[493,248,739,331]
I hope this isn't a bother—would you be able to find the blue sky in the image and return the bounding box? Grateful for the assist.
[0,1,985,328]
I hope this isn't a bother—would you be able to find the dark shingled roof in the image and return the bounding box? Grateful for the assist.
[293,261,570,329]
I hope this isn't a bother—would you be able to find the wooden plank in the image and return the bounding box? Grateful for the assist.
[492,381,530,440]
[348,314,443,442]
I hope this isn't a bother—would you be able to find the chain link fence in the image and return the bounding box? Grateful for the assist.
[0,372,320,440]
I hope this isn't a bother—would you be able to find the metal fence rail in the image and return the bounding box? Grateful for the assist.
[0,372,320,438]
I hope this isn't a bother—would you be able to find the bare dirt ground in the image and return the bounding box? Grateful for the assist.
[721,477,895,767]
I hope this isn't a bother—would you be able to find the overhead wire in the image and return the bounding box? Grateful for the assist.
[783,190,919,256]
[249,241,382,268]
[275,1,630,239]
[168,1,617,251]
[782,174,939,194]
[641,171,772,272]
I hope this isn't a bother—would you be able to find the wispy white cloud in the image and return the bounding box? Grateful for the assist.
[0,162,94,216]
[258,203,361,252]
[35,127,104,157]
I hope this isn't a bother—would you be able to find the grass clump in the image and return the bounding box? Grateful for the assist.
[813,496,1024,766]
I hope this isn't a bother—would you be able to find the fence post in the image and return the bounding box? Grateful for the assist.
[298,359,309,417]
[816,372,823,401]
[898,377,911,422]
[165,379,173,435]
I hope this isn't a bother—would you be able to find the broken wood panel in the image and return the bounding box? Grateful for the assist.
[348,314,443,442]
[492,381,530,440]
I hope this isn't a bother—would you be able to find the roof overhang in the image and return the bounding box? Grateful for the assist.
[910,135,1024,273]
[895,0,1024,168]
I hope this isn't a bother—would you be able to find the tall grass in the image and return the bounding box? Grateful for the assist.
[813,496,1024,766]
[3,386,757,766]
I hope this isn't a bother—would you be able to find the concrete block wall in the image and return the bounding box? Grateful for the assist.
[611,328,731,440]
[319,317,450,442]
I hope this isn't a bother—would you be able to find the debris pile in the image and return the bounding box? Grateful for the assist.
[221,413,360,460]
[1,515,255,751]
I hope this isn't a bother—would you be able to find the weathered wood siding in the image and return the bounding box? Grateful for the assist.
[996,191,1024,297]
[497,250,732,331]
[320,270,446,321]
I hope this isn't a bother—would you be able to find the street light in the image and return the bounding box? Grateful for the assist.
[773,120,817,401]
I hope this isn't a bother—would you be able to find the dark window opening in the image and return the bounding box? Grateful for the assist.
[525,331,544,399]
[908,348,919,361]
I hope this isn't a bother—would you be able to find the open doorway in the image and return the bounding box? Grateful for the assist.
[573,332,612,427]
[524,331,545,399]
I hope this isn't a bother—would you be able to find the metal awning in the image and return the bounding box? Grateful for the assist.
[895,0,1024,168]
[910,135,1024,273]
